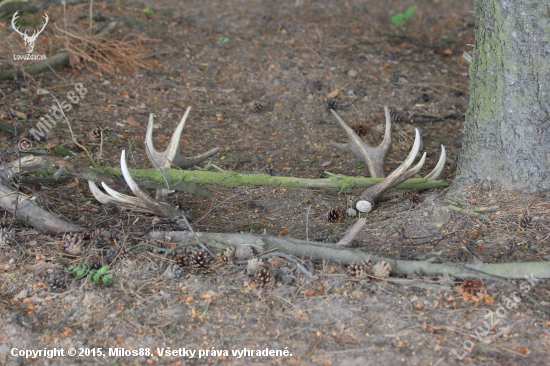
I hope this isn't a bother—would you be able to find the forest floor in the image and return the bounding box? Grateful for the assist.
[1,0,550,365]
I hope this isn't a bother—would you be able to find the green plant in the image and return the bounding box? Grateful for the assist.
[87,265,113,286]
[143,8,154,15]
[391,6,417,27]
[66,260,113,285]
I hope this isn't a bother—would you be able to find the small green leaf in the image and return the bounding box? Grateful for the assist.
[54,146,73,157]
[391,13,405,27]
[93,273,101,283]
[404,6,417,19]
[102,274,113,285]
[218,36,229,43]
[143,7,154,15]
[200,63,209,67]
[76,269,87,279]
[96,265,110,276]
[356,162,365,169]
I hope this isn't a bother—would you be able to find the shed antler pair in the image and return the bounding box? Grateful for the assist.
[330,107,446,214]
[88,107,218,218]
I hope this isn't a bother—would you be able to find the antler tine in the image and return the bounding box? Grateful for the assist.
[329,106,392,178]
[146,107,219,169]
[425,145,446,180]
[353,129,426,214]
[88,151,180,218]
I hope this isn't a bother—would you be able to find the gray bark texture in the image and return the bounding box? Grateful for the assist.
[454,0,550,192]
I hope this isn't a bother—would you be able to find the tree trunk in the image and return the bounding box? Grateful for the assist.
[454,0,550,192]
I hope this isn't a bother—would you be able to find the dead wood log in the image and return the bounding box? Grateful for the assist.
[0,180,83,232]
[145,230,550,280]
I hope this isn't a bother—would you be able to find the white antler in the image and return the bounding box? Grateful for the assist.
[89,151,180,218]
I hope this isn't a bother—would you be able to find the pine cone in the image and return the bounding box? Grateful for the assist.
[462,279,484,295]
[353,124,368,137]
[326,207,346,223]
[235,245,253,260]
[246,258,265,275]
[174,252,189,268]
[87,127,103,141]
[347,262,367,279]
[48,273,66,291]
[362,258,373,269]
[105,246,123,264]
[221,246,236,265]
[190,249,211,268]
[389,107,406,123]
[250,101,264,113]
[263,164,275,175]
[373,261,391,277]
[254,268,275,288]
[326,98,338,111]
[90,228,112,248]
[409,192,422,205]
[82,247,103,269]
[63,233,86,256]
[519,216,532,228]
[0,227,14,246]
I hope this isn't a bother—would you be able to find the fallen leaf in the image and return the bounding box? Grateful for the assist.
[326,89,339,99]
[127,115,139,126]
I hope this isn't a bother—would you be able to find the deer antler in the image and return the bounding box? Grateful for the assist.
[351,129,446,214]
[330,107,392,178]
[329,106,446,214]
[146,107,218,169]
[89,108,218,218]
[89,150,181,218]
[329,107,445,180]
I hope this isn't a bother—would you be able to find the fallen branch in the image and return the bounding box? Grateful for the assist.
[5,155,449,192]
[0,180,83,232]
[145,231,550,280]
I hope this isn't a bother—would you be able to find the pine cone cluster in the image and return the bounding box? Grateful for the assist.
[63,233,86,256]
[190,249,211,268]
[353,124,368,137]
[174,252,189,268]
[254,268,275,288]
[221,246,236,265]
[326,207,346,223]
[373,261,391,277]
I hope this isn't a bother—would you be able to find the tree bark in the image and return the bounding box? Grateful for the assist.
[454,0,550,192]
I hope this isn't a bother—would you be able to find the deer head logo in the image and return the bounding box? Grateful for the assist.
[11,11,49,54]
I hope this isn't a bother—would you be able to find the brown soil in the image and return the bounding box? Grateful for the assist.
[1,1,550,365]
